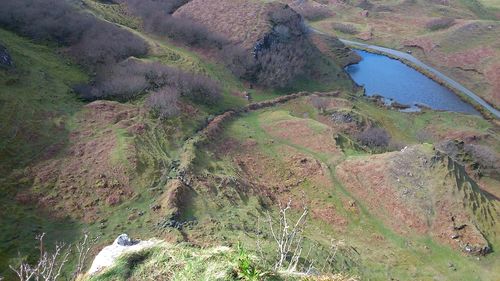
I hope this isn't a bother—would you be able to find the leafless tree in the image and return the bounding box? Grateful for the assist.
[9,233,98,281]
[465,144,500,177]
[266,199,308,272]
[72,234,98,279]
[357,127,391,149]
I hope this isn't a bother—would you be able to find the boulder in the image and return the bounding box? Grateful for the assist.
[115,233,136,246]
[88,234,159,275]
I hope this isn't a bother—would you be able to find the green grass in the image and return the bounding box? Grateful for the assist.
[0,28,88,278]
[88,242,312,281]
[111,128,133,166]
[197,101,499,280]
[0,29,87,174]
[83,0,141,29]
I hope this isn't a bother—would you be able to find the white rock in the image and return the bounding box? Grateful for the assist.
[88,234,160,275]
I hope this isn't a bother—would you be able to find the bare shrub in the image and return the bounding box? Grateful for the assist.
[0,0,148,67]
[0,0,90,45]
[75,60,221,104]
[357,127,391,149]
[332,23,359,35]
[254,35,315,88]
[262,199,359,277]
[292,5,333,21]
[221,45,257,80]
[9,233,97,281]
[266,199,308,272]
[67,23,148,66]
[425,18,455,31]
[223,38,315,88]
[146,87,181,119]
[464,144,500,177]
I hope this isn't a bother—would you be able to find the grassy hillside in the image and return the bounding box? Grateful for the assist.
[1,0,499,280]
[85,242,357,281]
[0,28,88,275]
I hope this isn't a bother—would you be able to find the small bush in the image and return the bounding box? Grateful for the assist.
[425,18,455,31]
[464,144,500,176]
[293,5,333,21]
[332,23,359,35]
[235,244,267,281]
[146,87,181,119]
[357,127,391,149]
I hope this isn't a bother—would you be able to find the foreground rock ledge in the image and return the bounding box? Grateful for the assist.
[87,234,160,275]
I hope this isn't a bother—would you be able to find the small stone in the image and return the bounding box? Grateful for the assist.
[114,234,136,246]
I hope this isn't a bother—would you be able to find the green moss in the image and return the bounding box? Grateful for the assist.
[83,0,142,29]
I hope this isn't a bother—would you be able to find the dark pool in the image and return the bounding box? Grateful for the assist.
[345,50,480,115]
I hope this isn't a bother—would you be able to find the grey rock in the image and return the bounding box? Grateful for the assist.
[114,234,137,246]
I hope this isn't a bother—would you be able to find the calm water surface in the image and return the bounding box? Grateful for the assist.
[345,50,480,115]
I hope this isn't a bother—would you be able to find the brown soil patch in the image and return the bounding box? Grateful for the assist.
[28,101,143,222]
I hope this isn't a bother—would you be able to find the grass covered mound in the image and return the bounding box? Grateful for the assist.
[85,242,357,281]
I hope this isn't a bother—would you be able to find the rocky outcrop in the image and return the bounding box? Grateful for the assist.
[88,234,160,275]
[0,44,13,69]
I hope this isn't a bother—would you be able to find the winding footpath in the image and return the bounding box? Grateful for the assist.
[339,39,499,118]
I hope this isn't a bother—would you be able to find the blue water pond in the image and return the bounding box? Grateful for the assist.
[345,50,480,115]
